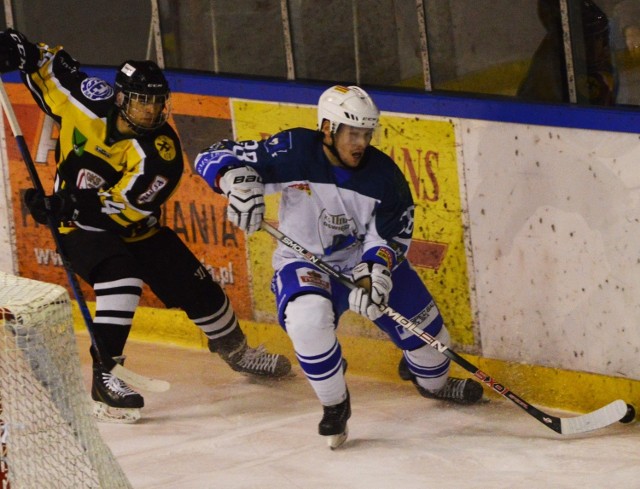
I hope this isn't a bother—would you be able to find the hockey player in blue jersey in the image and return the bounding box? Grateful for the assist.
[195,85,483,448]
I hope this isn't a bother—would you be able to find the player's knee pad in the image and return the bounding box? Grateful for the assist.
[284,294,336,355]
[404,326,451,379]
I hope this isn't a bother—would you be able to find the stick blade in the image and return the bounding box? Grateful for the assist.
[111,363,170,393]
[560,399,627,435]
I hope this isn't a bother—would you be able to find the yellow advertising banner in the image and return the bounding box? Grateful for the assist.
[381,115,474,345]
[232,100,474,345]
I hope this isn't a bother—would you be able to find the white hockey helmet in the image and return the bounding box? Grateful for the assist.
[317,85,379,133]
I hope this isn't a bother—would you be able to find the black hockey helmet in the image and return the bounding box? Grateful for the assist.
[114,60,171,133]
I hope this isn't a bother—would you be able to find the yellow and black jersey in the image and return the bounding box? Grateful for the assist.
[22,44,183,240]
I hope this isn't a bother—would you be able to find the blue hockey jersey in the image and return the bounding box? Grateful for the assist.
[195,128,414,273]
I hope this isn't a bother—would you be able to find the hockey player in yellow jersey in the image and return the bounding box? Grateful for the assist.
[0,28,290,423]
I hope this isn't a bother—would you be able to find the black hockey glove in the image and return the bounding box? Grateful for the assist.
[0,29,39,73]
[24,188,79,225]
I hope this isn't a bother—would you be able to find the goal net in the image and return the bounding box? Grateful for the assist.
[0,272,132,489]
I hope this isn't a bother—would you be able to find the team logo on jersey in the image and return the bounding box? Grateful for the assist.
[72,128,87,156]
[76,168,106,189]
[80,77,114,101]
[318,210,357,255]
[137,175,168,204]
[154,135,176,161]
[320,211,355,233]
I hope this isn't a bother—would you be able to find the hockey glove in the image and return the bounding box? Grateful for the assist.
[0,29,38,73]
[219,166,265,235]
[24,188,79,225]
[348,261,392,321]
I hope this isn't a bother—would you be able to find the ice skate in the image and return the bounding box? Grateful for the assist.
[210,337,291,378]
[318,391,351,449]
[399,357,483,405]
[91,362,143,424]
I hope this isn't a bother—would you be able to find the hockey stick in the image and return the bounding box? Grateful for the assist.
[261,221,628,435]
[0,77,169,392]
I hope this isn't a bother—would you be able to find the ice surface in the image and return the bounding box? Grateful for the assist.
[76,336,639,489]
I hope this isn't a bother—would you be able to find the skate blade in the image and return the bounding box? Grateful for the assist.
[92,401,141,424]
[327,427,348,450]
[244,370,297,385]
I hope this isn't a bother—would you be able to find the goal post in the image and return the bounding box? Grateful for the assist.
[0,272,132,489]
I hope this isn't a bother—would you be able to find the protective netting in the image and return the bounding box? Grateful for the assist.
[0,272,132,489]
